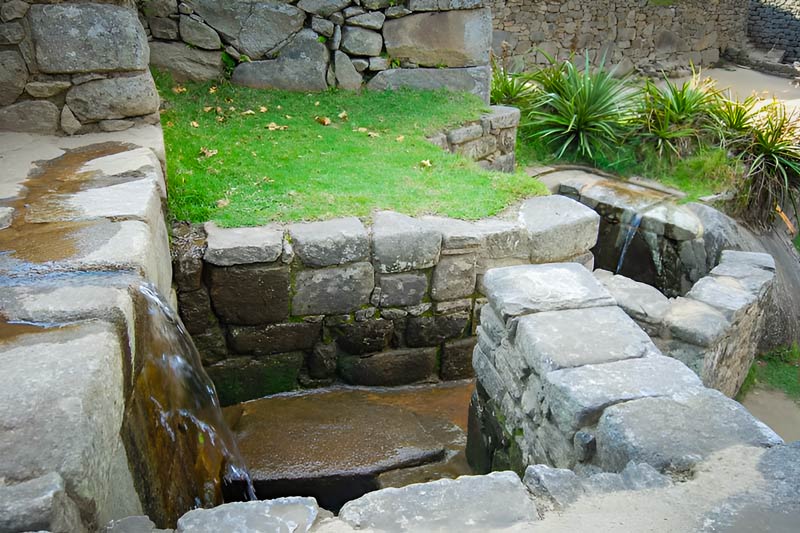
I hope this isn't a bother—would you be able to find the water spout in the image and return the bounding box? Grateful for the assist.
[616,212,643,274]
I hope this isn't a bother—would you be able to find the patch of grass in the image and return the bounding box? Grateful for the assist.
[155,70,548,226]
[744,344,800,401]
[794,232,800,252]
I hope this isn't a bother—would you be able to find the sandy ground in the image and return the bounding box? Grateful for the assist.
[676,65,800,110]
[741,387,800,443]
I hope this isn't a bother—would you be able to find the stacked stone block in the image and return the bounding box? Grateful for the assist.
[171,195,600,405]
[140,0,493,99]
[748,0,800,63]
[0,1,160,135]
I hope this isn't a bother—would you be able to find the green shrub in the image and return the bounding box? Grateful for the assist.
[710,93,760,147]
[490,53,536,108]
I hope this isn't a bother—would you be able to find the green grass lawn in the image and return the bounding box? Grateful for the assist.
[156,71,547,227]
[738,344,800,402]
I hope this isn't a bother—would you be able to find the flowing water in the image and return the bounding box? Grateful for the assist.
[615,212,643,274]
[121,284,254,527]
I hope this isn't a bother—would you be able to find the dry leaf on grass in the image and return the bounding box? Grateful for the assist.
[395,135,405,142]
[216,116,225,123]
[216,198,230,208]
[420,159,432,168]
[315,116,332,126]
[209,86,218,94]
[203,106,214,113]
[338,110,348,120]
[199,147,218,158]
[259,106,268,113]
[171,86,187,94]
[355,127,368,133]
[267,122,289,131]
[241,109,256,116]
[367,131,380,138]
[190,121,199,128]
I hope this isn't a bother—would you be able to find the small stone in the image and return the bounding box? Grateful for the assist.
[99,119,135,132]
[0,50,27,105]
[369,56,390,71]
[329,12,345,25]
[141,0,178,18]
[351,58,369,72]
[431,253,477,301]
[0,21,24,44]
[0,473,86,533]
[334,319,394,355]
[311,16,335,38]
[105,515,156,533]
[523,465,585,509]
[344,6,366,18]
[298,0,350,17]
[441,337,477,380]
[341,26,383,56]
[58,105,81,135]
[178,2,193,15]
[65,72,159,122]
[1,0,29,22]
[149,41,223,82]
[179,15,221,50]
[24,81,72,98]
[177,497,321,532]
[620,462,672,490]
[0,206,13,230]
[288,217,369,267]
[386,6,412,18]
[0,100,60,134]
[334,50,363,90]
[347,12,385,30]
[406,312,469,347]
[149,16,179,40]
[203,222,283,266]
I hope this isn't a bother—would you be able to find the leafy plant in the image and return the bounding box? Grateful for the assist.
[709,93,760,148]
[490,52,536,108]
[524,53,637,160]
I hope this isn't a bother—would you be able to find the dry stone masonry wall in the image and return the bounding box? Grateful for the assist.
[489,0,748,74]
[139,0,494,100]
[171,193,600,406]
[748,0,800,63]
[0,0,160,135]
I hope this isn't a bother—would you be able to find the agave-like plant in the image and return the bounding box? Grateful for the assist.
[524,53,637,160]
[709,93,760,148]
[489,52,537,108]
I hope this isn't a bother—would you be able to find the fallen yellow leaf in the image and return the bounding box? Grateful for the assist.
[285,114,292,119]
[216,116,225,123]
[368,131,380,138]
[356,127,368,133]
[396,135,405,142]
[241,109,256,115]
[172,86,187,94]
[190,121,199,128]
[203,106,214,113]
[259,106,268,113]
[209,86,218,94]
[338,110,348,121]
[267,122,289,131]
[228,106,236,112]
[199,147,218,158]
[276,105,283,110]
[314,101,320,106]
[216,198,230,208]
[315,116,332,126]
[420,159,432,168]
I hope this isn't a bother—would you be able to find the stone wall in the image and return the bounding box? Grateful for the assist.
[140,0,493,100]
[0,0,160,135]
[172,194,600,406]
[489,0,748,74]
[466,261,781,476]
[748,0,800,63]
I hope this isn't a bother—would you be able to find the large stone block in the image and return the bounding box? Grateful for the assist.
[341,26,383,56]
[297,0,351,17]
[519,195,600,263]
[431,253,477,301]
[149,41,223,82]
[420,216,481,251]
[232,30,329,91]
[596,389,783,472]
[292,262,374,315]
[686,276,756,321]
[177,497,322,533]
[483,263,615,321]
[206,354,303,406]
[288,216,369,267]
[377,272,428,307]
[29,4,149,74]
[339,472,538,530]
[372,211,442,273]
[188,0,306,59]
[339,347,438,386]
[383,8,491,67]
[441,337,477,380]
[367,66,490,103]
[0,50,26,106]
[228,322,321,356]
[0,100,59,134]
[406,311,470,347]
[203,222,283,267]
[334,319,394,355]
[206,263,290,325]
[0,472,87,533]
[176,288,218,335]
[595,271,670,327]
[179,15,221,50]
[515,306,660,375]
[65,72,159,122]
[663,297,730,347]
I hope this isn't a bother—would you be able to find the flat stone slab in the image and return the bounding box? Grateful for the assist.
[0,472,86,533]
[519,195,600,263]
[595,271,670,325]
[720,250,775,271]
[420,216,481,251]
[544,356,703,432]
[177,498,321,533]
[483,263,616,322]
[596,388,783,472]
[372,211,442,273]
[686,276,756,321]
[288,216,369,267]
[203,222,283,266]
[709,261,774,297]
[515,306,661,375]
[291,262,374,315]
[578,179,671,215]
[663,297,730,347]
[338,471,539,531]
[639,203,702,241]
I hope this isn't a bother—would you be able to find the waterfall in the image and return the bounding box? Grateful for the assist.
[615,212,643,274]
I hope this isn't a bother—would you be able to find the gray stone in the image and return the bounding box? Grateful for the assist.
[484,105,521,129]
[292,262,374,315]
[65,72,159,122]
[189,0,306,59]
[334,50,363,90]
[0,50,27,106]
[441,337,477,380]
[288,217,369,267]
[105,515,158,532]
[386,5,412,18]
[339,472,538,531]
[344,6,366,18]
[378,272,428,306]
[311,17,335,38]
[363,0,392,8]
[620,461,672,490]
[384,9,491,67]
[0,100,60,134]
[24,81,72,99]
[0,206,13,230]
[328,24,342,51]
[663,297,730,347]
[334,319,394,355]
[29,4,149,74]
[179,2,193,15]
[341,26,383,56]
[207,263,290,325]
[447,124,484,144]
[59,105,81,135]
[640,203,702,241]
[369,56,390,71]
[298,0,351,17]
[597,272,670,325]
[177,497,321,533]
[0,21,23,44]
[406,311,469,347]
[372,211,442,273]
[596,388,783,472]
[149,16,179,40]
[339,347,438,386]
[351,58,369,72]
[583,472,627,494]
[99,120,135,133]
[232,30,329,91]
[149,41,223,82]
[420,216,481,252]
[228,322,321,355]
[687,276,757,321]
[0,472,87,533]
[431,253,477,301]
[544,356,702,432]
[473,345,507,399]
[473,219,529,263]
[203,222,283,266]
[179,15,221,50]
[454,135,497,159]
[141,0,178,18]
[435,298,472,314]
[176,288,217,335]
[523,465,585,509]
[516,306,659,375]
[710,262,774,297]
[720,250,775,271]
[483,263,616,321]
[348,12,386,30]
[329,12,345,25]
[1,0,29,22]
[520,195,600,263]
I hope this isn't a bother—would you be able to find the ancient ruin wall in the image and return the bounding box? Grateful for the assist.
[748,0,800,62]
[489,0,748,73]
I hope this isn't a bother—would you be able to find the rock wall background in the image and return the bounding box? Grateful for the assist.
[748,0,800,63]
[489,0,748,74]
[0,0,160,135]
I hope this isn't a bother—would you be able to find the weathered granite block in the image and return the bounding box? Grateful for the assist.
[719,250,775,271]
[594,271,670,328]
[292,262,374,315]
[372,211,442,273]
[228,322,321,356]
[0,472,87,533]
[523,464,584,510]
[378,272,428,306]
[431,253,477,301]
[709,262,774,297]
[406,311,470,347]
[206,263,290,325]
[339,347,438,386]
[472,345,506,400]
[177,497,322,533]
[334,319,395,355]
[484,105,521,130]
[420,216,481,251]
[176,288,218,335]
[288,216,369,267]
[206,354,304,406]
[519,196,600,263]
[441,337,477,380]
[663,297,730,347]
[447,124,484,144]
[639,204,702,241]
[204,222,283,267]
[686,276,757,321]
[454,135,497,160]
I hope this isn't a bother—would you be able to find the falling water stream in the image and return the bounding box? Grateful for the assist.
[615,212,643,274]
[122,284,255,527]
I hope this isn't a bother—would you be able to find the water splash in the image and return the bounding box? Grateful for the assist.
[123,283,254,527]
[616,212,643,274]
